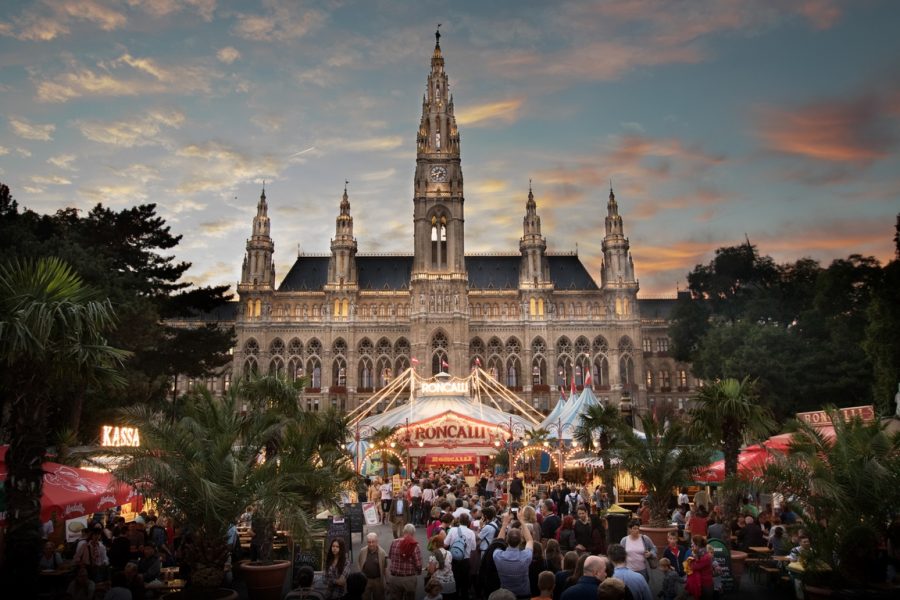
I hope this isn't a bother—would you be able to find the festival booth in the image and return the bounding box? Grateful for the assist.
[0,445,138,537]
[347,367,542,475]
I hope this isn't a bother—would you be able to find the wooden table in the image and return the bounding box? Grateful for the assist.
[749,546,773,555]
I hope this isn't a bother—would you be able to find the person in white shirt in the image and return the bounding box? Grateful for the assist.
[444,513,477,600]
[452,499,470,520]
[409,481,423,525]
[380,481,393,524]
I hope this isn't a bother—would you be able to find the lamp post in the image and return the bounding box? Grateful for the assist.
[352,422,375,474]
[495,416,525,477]
[546,417,576,481]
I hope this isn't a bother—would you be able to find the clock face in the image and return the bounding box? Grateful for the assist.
[430,165,448,182]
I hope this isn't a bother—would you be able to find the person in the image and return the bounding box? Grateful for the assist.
[596,577,628,600]
[122,561,145,599]
[544,539,562,572]
[686,506,708,538]
[540,500,561,540]
[103,571,133,600]
[557,515,576,553]
[509,473,524,503]
[769,526,789,556]
[618,519,656,581]
[521,505,542,544]
[341,572,368,600]
[493,512,534,599]
[572,507,597,553]
[410,479,423,525]
[683,536,713,600]
[444,512,477,600]
[662,530,690,577]
[380,479,393,524]
[286,565,326,600]
[66,566,96,600]
[677,488,689,507]
[388,524,422,600]
[706,515,726,543]
[693,488,711,512]
[389,490,410,539]
[489,590,516,600]
[357,532,387,600]
[658,558,680,600]
[565,488,581,516]
[608,543,652,600]
[424,577,445,600]
[789,535,812,563]
[324,538,352,600]
[528,541,550,597]
[427,530,457,600]
[533,570,556,600]
[479,506,501,552]
[138,543,161,582]
[559,555,607,600]
[74,526,109,581]
[39,540,64,570]
[478,533,508,599]
[638,500,650,525]
[740,497,759,518]
[736,515,765,551]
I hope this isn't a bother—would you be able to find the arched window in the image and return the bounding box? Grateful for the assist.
[430,215,448,269]
[646,369,654,391]
[620,355,635,387]
[593,356,609,389]
[506,357,520,388]
[269,356,284,377]
[243,356,258,376]
[430,331,449,375]
[333,359,347,386]
[359,358,373,389]
[532,356,545,385]
[244,338,260,356]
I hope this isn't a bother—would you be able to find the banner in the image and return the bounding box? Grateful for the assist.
[362,502,380,526]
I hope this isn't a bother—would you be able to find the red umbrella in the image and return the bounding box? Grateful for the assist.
[0,446,136,522]
[694,444,772,483]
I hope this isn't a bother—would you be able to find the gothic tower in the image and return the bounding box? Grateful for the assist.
[410,29,469,374]
[326,183,358,290]
[601,185,639,313]
[238,187,275,319]
[519,182,551,290]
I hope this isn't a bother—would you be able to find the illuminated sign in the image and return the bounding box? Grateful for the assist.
[796,405,875,426]
[101,425,140,447]
[401,413,504,448]
[420,381,469,396]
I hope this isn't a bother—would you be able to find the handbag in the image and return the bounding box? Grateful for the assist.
[642,535,660,569]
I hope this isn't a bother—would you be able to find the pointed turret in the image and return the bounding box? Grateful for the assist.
[327,182,358,289]
[519,181,551,290]
[601,184,639,315]
[239,187,275,290]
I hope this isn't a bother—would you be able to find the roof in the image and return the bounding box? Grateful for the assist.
[359,394,534,431]
[637,298,679,320]
[278,254,600,292]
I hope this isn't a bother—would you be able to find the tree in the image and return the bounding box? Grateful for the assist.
[614,415,707,527]
[0,257,128,592]
[574,403,626,496]
[109,385,353,595]
[367,426,399,478]
[863,214,900,414]
[689,377,775,517]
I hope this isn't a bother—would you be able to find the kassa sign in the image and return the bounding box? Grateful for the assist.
[101,425,140,447]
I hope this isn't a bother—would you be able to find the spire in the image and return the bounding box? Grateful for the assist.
[257,184,268,217]
[340,180,350,217]
[432,24,444,65]
[526,178,536,213]
[519,180,548,288]
[607,180,619,217]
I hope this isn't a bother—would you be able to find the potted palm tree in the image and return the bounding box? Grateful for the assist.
[108,382,353,599]
[761,408,900,598]
[615,414,707,550]
[575,403,626,498]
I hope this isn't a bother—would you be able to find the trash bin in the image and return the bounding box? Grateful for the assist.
[607,512,629,542]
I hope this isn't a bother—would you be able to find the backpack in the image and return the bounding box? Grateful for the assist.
[479,520,499,552]
[449,527,467,561]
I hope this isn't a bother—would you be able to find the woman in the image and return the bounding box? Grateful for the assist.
[544,539,562,572]
[65,566,95,600]
[427,530,457,600]
[39,541,64,571]
[619,518,656,581]
[686,506,709,538]
[554,551,578,600]
[684,535,713,600]
[564,553,589,589]
[528,541,550,597]
[557,515,576,553]
[520,505,542,544]
[426,506,443,540]
[324,538,352,600]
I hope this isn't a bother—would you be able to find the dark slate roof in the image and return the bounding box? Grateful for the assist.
[279,253,600,292]
[637,298,679,320]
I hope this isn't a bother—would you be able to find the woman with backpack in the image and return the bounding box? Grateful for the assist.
[427,530,457,600]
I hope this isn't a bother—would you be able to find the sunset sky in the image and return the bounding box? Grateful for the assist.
[1,0,898,297]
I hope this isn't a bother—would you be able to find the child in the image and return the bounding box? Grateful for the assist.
[657,557,680,600]
[532,570,555,600]
[424,577,444,600]
[707,544,723,595]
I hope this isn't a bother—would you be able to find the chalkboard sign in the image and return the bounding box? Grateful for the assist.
[327,516,353,557]
[293,535,324,577]
[344,503,364,534]
[707,538,735,592]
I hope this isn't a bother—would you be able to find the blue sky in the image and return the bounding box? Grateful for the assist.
[1,0,898,296]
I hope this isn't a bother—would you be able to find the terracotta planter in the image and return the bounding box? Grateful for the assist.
[639,525,678,554]
[730,550,747,585]
[161,590,238,600]
[240,559,291,600]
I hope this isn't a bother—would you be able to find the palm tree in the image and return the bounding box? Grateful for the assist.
[688,377,775,516]
[109,385,354,595]
[761,409,900,584]
[575,403,625,496]
[0,257,128,590]
[367,425,399,478]
[616,414,707,527]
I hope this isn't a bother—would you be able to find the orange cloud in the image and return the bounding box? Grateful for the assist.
[457,99,525,127]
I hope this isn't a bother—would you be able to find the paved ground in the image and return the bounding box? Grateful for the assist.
[233,518,785,599]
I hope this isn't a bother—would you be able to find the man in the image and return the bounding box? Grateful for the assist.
[409,479,423,525]
[74,526,109,580]
[138,543,161,583]
[707,515,726,542]
[388,490,409,539]
[445,512,477,600]
[540,500,561,540]
[565,488,581,516]
[379,480,393,524]
[485,474,496,499]
[693,487,711,512]
[286,565,326,600]
[741,497,759,518]
[357,532,388,600]
[560,555,608,600]
[737,515,765,551]
[493,512,534,599]
[789,535,812,563]
[573,507,597,553]
[388,524,422,600]
[452,498,471,520]
[479,506,501,552]
[608,543,652,600]
[509,473,524,503]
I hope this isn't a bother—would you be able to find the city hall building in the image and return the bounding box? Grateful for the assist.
[198,33,696,416]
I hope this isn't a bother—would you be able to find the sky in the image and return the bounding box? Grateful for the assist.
[1,0,898,297]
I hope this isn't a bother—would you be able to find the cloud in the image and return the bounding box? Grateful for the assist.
[75,109,185,147]
[116,163,161,184]
[16,147,32,157]
[47,154,77,171]
[9,116,55,141]
[0,146,8,156]
[35,53,218,103]
[0,0,127,41]
[22,185,44,194]
[339,136,404,152]
[132,0,217,21]
[217,46,241,64]
[457,99,525,127]
[250,114,283,133]
[359,168,396,182]
[78,182,148,205]
[175,141,283,195]
[31,175,72,186]
[232,2,325,42]
[756,94,897,164]
[198,219,245,237]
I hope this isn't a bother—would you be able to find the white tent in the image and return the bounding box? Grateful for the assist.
[358,394,534,431]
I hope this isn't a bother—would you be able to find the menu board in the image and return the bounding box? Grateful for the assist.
[327,516,352,556]
[344,503,364,534]
[293,535,324,577]
[362,502,380,526]
[707,538,735,592]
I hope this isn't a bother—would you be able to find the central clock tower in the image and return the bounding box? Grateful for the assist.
[410,29,469,373]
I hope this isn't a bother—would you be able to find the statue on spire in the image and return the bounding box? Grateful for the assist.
[435,23,441,47]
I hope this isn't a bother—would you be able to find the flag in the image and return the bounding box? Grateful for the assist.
[585,370,592,387]
[559,386,567,403]
[474,357,481,367]
[570,373,576,396]
[411,357,420,365]
[441,359,449,370]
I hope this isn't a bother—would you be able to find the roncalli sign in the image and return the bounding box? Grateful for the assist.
[101,425,141,447]
[400,413,503,448]
[796,405,875,427]
[419,380,470,396]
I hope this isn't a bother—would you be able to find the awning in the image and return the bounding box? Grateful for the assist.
[0,446,137,522]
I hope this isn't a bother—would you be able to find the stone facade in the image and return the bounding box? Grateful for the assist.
[203,34,697,416]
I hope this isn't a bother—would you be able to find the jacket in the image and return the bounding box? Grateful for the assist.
[559,575,601,600]
[356,545,387,584]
